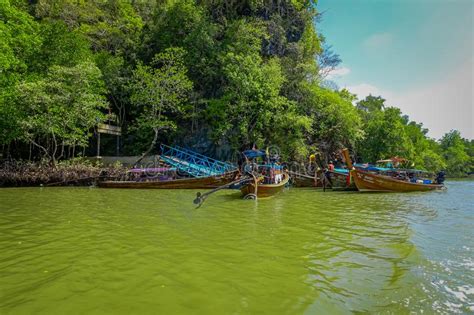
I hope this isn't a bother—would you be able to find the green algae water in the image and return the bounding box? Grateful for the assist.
[1,180,473,314]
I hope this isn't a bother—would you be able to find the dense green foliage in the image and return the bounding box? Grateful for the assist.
[16,62,107,163]
[0,0,472,175]
[129,47,193,163]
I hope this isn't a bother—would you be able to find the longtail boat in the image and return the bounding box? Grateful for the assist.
[99,144,240,189]
[98,170,238,189]
[192,148,290,206]
[240,173,289,198]
[351,170,444,192]
[236,149,289,199]
[341,149,445,192]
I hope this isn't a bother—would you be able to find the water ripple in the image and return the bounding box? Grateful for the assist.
[0,181,472,313]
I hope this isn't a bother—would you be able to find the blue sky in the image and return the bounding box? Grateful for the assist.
[316,0,473,139]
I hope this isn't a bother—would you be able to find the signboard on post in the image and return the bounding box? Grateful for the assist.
[97,123,122,136]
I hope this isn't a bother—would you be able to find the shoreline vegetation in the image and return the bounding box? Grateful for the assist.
[1,1,473,180]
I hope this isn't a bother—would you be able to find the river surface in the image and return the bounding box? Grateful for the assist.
[0,180,473,314]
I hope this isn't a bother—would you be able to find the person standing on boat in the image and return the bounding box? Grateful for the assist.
[324,161,334,188]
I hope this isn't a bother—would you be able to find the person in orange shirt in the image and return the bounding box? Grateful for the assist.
[328,161,335,171]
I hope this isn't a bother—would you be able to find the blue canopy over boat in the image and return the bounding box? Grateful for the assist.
[354,163,427,173]
[242,150,266,159]
[334,168,349,174]
[354,163,393,172]
[258,164,283,170]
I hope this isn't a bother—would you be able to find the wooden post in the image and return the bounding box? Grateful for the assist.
[342,148,353,169]
[97,132,101,157]
[116,135,120,156]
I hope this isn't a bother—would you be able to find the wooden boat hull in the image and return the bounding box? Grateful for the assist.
[324,170,357,191]
[240,173,289,198]
[98,171,238,189]
[352,170,444,192]
[289,171,317,187]
[290,170,357,191]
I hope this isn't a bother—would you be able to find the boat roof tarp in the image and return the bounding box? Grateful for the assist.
[258,164,283,170]
[334,168,349,174]
[354,164,427,173]
[354,163,393,172]
[243,150,266,158]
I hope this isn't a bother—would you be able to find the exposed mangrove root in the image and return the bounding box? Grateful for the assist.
[0,160,126,187]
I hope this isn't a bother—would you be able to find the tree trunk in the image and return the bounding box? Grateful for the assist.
[57,141,65,161]
[52,133,58,166]
[31,139,51,163]
[134,127,159,167]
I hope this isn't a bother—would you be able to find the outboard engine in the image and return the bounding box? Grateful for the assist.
[435,171,445,185]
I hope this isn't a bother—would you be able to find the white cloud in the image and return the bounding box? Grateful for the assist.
[345,58,473,139]
[389,58,473,139]
[363,32,394,50]
[327,67,351,78]
[346,83,395,101]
